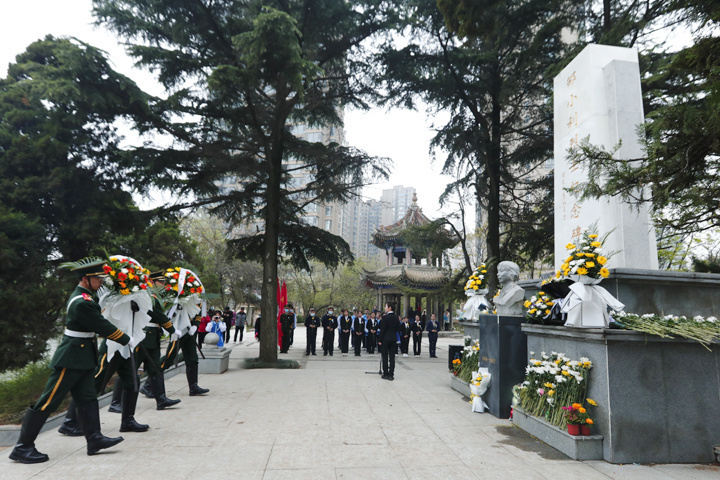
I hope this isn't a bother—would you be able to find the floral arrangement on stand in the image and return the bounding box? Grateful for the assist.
[163,267,205,297]
[556,228,624,327]
[517,351,593,428]
[461,264,491,319]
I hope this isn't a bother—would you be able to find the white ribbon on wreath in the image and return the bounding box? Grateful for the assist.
[561,275,625,328]
[165,267,206,337]
[98,255,152,360]
[462,289,490,320]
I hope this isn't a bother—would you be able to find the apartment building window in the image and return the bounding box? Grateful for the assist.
[306,132,323,142]
[302,216,319,226]
[325,206,333,216]
[290,124,306,135]
[324,220,332,230]
[306,202,318,213]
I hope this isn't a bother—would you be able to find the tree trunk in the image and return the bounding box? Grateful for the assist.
[259,147,282,363]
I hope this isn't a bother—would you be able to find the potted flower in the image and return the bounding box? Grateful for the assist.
[562,400,597,435]
[452,358,461,376]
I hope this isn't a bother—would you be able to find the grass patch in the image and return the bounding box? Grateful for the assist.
[241,358,300,369]
[0,359,72,425]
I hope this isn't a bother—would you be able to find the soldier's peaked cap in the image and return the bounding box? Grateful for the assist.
[59,257,106,277]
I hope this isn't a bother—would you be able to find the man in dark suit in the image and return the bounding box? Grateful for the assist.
[378,302,400,381]
[426,313,439,358]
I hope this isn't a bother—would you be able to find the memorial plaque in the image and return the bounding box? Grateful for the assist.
[554,44,658,271]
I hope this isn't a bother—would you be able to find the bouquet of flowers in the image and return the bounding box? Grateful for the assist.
[456,336,480,383]
[461,264,490,320]
[562,400,596,425]
[558,228,624,327]
[517,351,593,427]
[464,264,489,292]
[559,230,610,280]
[470,370,492,413]
[452,358,462,376]
[524,291,555,324]
[103,257,153,295]
[99,255,153,359]
[163,267,206,336]
[164,267,204,297]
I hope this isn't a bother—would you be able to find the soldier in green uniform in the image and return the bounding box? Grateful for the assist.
[160,312,209,396]
[9,258,131,464]
[136,271,182,409]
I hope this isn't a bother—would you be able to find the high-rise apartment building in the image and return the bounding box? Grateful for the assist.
[380,185,416,226]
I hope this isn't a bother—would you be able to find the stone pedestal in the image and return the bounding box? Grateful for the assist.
[199,346,231,374]
[522,324,720,463]
[513,407,604,460]
[476,314,528,419]
[520,268,720,318]
[450,375,471,398]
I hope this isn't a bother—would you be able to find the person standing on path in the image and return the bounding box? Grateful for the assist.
[411,315,423,357]
[305,307,321,355]
[10,258,130,464]
[352,313,365,356]
[339,309,352,356]
[279,304,295,353]
[378,302,400,381]
[222,307,234,344]
[321,307,338,356]
[399,316,411,357]
[234,307,247,342]
[366,311,378,355]
[426,313,439,358]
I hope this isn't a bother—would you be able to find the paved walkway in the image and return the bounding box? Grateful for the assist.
[2,329,719,479]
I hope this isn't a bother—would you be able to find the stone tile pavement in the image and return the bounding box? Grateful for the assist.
[2,329,718,479]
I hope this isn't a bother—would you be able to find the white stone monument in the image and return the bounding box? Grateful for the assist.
[554,44,658,271]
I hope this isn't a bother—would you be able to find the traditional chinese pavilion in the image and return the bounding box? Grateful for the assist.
[364,194,457,318]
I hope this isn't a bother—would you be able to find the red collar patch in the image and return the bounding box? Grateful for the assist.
[82,293,93,301]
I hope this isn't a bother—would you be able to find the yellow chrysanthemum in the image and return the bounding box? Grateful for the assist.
[545,309,551,315]
[591,241,602,248]
[529,308,537,314]
[524,300,531,308]
[577,267,588,275]
[120,288,130,295]
[588,234,599,239]
[585,261,595,268]
[587,398,598,406]
[600,268,610,278]
[597,256,607,265]
[566,243,576,250]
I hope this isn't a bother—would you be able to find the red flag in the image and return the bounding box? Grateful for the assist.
[277,278,285,347]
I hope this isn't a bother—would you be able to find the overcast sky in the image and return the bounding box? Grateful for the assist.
[0,0,461,224]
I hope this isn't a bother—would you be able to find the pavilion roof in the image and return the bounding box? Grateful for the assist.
[363,264,450,289]
[372,193,432,249]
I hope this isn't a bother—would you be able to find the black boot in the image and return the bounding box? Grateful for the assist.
[119,389,149,432]
[108,382,123,413]
[58,400,82,436]
[152,372,181,410]
[76,400,124,455]
[186,362,209,396]
[9,408,50,463]
[139,376,153,399]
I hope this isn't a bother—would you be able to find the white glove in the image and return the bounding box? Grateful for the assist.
[127,337,136,349]
[189,326,197,336]
[171,333,179,342]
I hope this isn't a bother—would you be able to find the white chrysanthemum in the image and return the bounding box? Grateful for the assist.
[579,357,590,363]
[132,286,139,292]
[708,317,717,323]
[170,279,177,284]
[121,268,129,274]
[694,315,705,323]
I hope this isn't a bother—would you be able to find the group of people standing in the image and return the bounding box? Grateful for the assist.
[197,306,248,348]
